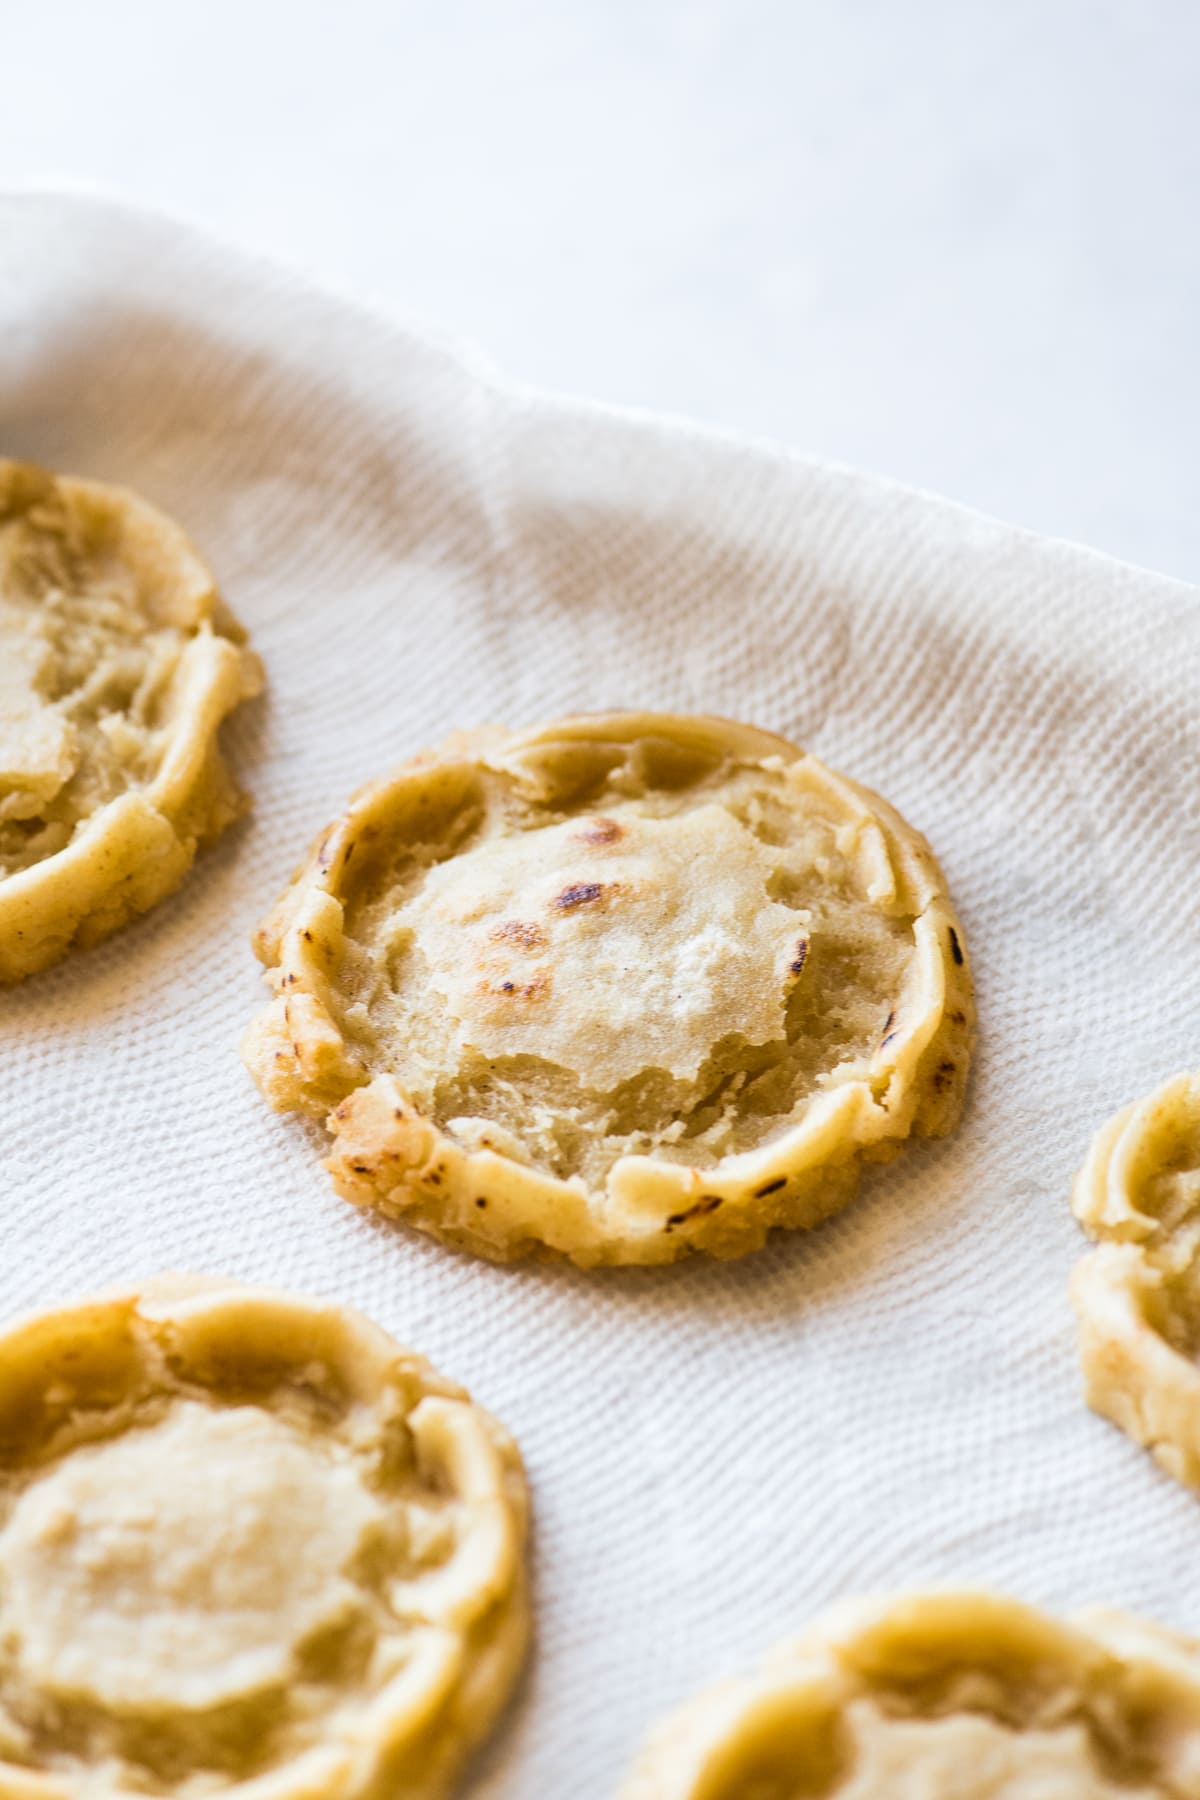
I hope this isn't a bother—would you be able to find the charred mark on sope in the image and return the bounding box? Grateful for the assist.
[489,919,547,950]
[753,1177,787,1198]
[664,1195,723,1231]
[574,816,623,846]
[789,937,809,976]
[554,881,605,911]
[948,927,964,966]
[483,969,551,1002]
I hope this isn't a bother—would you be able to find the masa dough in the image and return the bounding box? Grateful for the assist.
[619,1592,1200,1798]
[0,460,261,981]
[1071,1070,1200,1492]
[244,712,973,1267]
[0,1403,379,1712]
[0,1275,529,1800]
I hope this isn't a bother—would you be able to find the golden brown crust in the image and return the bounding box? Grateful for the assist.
[619,1591,1200,1798]
[0,1274,529,1800]
[1071,1071,1200,1492]
[0,461,262,982]
[244,712,974,1268]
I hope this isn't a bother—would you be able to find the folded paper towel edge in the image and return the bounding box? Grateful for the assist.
[2,180,1194,607]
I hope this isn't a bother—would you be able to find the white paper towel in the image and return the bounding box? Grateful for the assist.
[1,190,1199,1797]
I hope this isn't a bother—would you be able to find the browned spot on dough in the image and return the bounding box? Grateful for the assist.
[478,968,552,1003]
[931,1059,958,1093]
[574,816,623,846]
[664,1195,724,1231]
[553,881,606,911]
[789,937,809,976]
[475,1197,488,1209]
[948,927,964,966]
[754,1177,787,1198]
[489,919,547,951]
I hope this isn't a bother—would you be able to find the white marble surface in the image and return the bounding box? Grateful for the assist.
[3,0,1198,581]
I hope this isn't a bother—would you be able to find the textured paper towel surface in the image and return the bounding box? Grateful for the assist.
[1,192,1199,1797]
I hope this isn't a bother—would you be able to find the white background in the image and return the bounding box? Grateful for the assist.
[4,0,1197,581]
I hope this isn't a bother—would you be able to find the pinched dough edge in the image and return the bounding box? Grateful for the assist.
[618,1590,1200,1798]
[243,713,974,1268]
[0,1273,529,1800]
[0,464,262,983]
[1071,1070,1200,1492]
